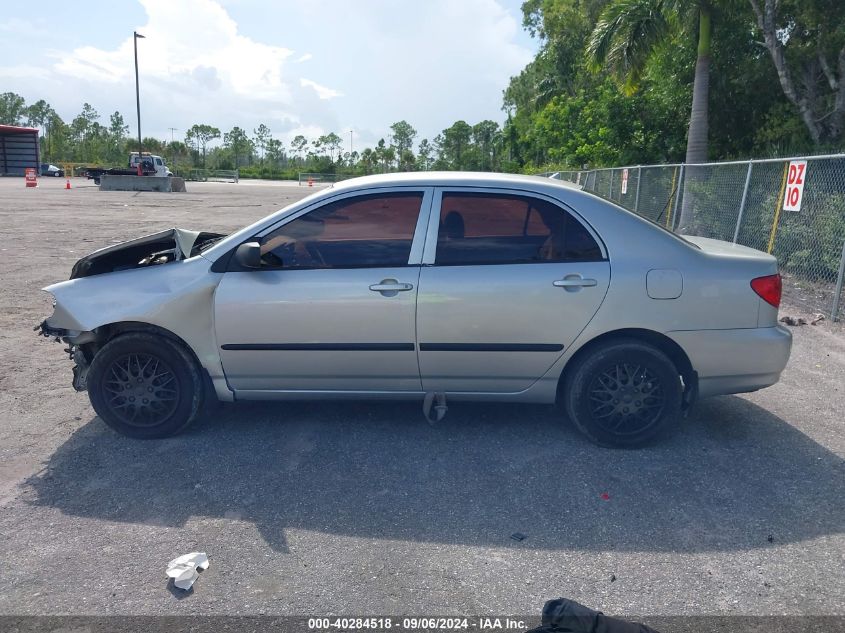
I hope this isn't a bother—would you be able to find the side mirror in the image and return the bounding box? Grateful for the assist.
[234,241,262,269]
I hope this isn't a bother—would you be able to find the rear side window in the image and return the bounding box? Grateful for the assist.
[435,193,602,265]
[260,192,423,269]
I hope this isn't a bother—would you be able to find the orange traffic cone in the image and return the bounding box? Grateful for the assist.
[65,179,71,190]
[308,176,313,187]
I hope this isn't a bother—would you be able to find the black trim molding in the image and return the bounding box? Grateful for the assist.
[419,343,563,352]
[221,343,415,351]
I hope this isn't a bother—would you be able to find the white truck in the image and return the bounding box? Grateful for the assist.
[129,153,173,177]
[86,153,173,184]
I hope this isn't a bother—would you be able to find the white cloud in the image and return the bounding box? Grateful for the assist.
[300,78,343,100]
[0,0,534,148]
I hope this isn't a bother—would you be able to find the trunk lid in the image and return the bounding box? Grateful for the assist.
[681,235,776,264]
[681,235,781,327]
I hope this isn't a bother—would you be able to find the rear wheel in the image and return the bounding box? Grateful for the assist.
[563,339,682,447]
[87,332,204,438]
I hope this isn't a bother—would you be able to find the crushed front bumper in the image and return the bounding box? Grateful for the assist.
[36,319,91,392]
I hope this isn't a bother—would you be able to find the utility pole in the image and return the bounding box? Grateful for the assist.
[168,128,178,168]
[133,31,145,167]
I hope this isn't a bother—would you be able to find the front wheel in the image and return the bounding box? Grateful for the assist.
[87,332,204,438]
[563,339,682,447]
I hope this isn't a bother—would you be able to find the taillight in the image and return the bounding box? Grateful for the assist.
[751,273,782,308]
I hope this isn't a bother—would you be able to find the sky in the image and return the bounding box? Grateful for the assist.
[0,0,538,151]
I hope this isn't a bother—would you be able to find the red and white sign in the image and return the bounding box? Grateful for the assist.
[783,160,807,212]
[621,168,629,195]
[24,167,37,188]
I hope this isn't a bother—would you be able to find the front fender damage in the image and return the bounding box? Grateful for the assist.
[37,253,233,402]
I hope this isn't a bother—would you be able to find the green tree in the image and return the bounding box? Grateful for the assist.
[588,0,715,228]
[374,138,395,172]
[253,123,271,162]
[416,138,433,170]
[588,0,713,166]
[436,120,473,169]
[471,120,501,170]
[223,126,252,167]
[166,141,189,167]
[265,138,284,166]
[749,0,845,145]
[185,124,221,168]
[24,99,57,159]
[290,135,308,164]
[0,92,26,125]
[70,103,101,162]
[359,147,378,173]
[108,111,129,161]
[389,120,417,168]
[316,132,343,163]
[25,99,52,129]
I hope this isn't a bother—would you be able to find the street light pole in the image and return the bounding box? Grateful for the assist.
[349,129,353,154]
[133,31,145,169]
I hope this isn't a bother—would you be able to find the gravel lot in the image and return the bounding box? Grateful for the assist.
[0,176,843,621]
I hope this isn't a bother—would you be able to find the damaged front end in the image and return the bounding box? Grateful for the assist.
[36,320,96,391]
[69,227,225,279]
[38,227,226,392]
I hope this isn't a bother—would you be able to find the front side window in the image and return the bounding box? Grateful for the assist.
[434,193,603,265]
[259,192,423,269]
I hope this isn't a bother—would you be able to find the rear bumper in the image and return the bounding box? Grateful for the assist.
[668,325,792,398]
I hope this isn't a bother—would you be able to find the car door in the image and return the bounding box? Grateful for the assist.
[416,188,610,393]
[214,188,433,393]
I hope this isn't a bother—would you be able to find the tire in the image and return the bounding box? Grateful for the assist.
[563,338,682,447]
[87,332,204,439]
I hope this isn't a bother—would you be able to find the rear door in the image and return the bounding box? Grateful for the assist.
[416,188,610,393]
[214,187,432,393]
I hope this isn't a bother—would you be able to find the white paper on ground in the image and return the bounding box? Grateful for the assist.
[166,552,209,590]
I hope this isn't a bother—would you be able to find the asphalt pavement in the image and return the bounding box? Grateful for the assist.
[0,177,842,621]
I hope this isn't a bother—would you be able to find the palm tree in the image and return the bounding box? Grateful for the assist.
[588,0,713,228]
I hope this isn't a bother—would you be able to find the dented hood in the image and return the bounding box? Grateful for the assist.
[69,228,226,279]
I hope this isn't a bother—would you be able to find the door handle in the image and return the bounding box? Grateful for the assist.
[553,277,598,288]
[369,280,414,293]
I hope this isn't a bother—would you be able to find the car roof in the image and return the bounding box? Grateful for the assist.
[330,171,583,192]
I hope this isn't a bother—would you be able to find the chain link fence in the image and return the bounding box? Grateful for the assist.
[543,154,845,321]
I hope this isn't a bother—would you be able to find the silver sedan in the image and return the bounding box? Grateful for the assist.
[39,172,792,446]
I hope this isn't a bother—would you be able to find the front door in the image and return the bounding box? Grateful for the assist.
[416,189,610,393]
[214,188,432,393]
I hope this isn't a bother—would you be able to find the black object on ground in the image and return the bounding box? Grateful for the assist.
[524,597,660,633]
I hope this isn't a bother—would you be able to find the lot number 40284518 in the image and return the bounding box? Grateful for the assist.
[783,160,808,212]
